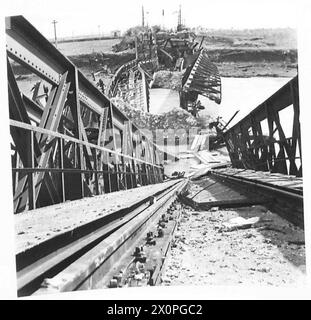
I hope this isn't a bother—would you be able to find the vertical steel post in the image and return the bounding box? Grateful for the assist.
[106,151,111,193]
[52,20,58,48]
[28,130,36,210]
[73,67,85,198]
[59,137,66,202]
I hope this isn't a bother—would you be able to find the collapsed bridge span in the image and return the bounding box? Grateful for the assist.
[4,15,305,297]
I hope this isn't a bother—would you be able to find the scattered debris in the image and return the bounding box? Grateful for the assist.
[221,216,260,232]
[161,180,306,287]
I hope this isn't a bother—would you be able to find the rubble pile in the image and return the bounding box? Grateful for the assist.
[68,51,136,74]
[152,70,184,91]
[113,99,200,130]
[112,26,150,52]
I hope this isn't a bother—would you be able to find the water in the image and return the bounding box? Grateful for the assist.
[199,77,291,126]
[149,77,296,171]
[149,88,180,114]
[149,77,292,128]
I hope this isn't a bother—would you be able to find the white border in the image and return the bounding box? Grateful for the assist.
[0,0,310,300]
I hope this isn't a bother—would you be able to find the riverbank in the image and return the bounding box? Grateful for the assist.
[12,44,297,81]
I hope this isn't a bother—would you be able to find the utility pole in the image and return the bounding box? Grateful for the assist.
[52,20,58,47]
[162,9,165,30]
[135,36,138,60]
[177,5,182,31]
[142,5,145,27]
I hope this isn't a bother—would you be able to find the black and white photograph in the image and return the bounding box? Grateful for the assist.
[0,0,310,300]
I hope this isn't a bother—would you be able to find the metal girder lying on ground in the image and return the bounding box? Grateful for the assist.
[6,15,165,214]
[182,49,221,104]
[222,75,302,177]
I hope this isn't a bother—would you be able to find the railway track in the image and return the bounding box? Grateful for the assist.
[209,169,304,228]
[17,179,188,296]
[17,166,304,296]
[15,163,305,297]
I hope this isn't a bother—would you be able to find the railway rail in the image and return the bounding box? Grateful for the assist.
[16,165,304,296]
[17,179,187,296]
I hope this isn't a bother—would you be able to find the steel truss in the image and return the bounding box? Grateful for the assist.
[107,58,158,112]
[6,16,164,214]
[223,76,302,177]
[182,49,222,104]
[106,32,158,112]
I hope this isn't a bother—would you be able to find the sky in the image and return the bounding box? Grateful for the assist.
[2,0,303,39]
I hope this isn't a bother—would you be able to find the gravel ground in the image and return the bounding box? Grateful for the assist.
[161,184,306,287]
[15,180,178,254]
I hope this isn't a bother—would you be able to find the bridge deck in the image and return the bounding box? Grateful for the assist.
[15,180,178,254]
[212,168,303,194]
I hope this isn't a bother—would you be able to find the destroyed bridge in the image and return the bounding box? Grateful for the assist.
[5,16,303,296]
